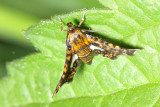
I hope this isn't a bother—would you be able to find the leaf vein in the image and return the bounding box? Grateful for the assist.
[126,57,149,82]
[130,0,156,23]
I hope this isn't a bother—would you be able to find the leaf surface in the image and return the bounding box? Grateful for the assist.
[1,0,160,106]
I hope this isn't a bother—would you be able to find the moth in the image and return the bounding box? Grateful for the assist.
[52,9,138,97]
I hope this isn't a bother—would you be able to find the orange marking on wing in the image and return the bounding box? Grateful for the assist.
[67,50,71,54]
[115,46,120,49]
[103,42,106,46]
[97,39,101,43]
[99,45,103,48]
[66,56,71,60]
[108,43,114,47]
[106,47,110,50]
[64,68,67,73]
[62,75,65,78]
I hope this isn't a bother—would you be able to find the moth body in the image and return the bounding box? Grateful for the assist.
[67,23,92,64]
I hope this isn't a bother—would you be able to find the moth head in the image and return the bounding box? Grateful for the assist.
[67,22,75,30]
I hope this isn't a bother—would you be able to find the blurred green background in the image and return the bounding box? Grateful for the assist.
[0,0,104,78]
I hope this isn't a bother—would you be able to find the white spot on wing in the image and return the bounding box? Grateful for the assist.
[86,34,92,39]
[90,45,104,51]
[74,54,78,59]
[72,54,78,64]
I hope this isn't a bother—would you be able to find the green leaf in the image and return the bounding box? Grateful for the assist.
[1,0,160,106]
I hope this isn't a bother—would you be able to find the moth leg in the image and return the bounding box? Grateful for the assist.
[78,8,87,27]
[52,46,72,97]
[58,16,68,32]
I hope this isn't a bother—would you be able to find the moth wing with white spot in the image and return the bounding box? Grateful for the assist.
[86,34,138,59]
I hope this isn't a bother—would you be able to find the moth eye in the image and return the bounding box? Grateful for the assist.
[77,34,81,38]
[67,22,73,27]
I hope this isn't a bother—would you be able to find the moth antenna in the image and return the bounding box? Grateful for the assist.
[78,8,87,27]
[58,16,67,32]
